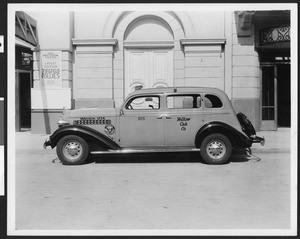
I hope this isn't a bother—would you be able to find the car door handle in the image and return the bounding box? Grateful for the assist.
[166,116,172,119]
[157,116,163,119]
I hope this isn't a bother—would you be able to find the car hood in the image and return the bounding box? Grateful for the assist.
[68,107,119,118]
[62,107,120,138]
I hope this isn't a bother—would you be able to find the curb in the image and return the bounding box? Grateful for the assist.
[233,148,290,155]
[250,148,291,154]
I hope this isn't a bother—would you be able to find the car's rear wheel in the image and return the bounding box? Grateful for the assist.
[56,135,89,165]
[200,133,232,164]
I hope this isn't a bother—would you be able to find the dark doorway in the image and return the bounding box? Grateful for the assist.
[15,45,33,131]
[261,65,276,129]
[277,64,291,127]
[19,72,31,129]
[260,62,291,130]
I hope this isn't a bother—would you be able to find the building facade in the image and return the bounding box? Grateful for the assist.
[15,9,291,134]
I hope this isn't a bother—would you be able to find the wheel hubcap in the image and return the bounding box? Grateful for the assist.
[63,141,82,160]
[206,140,226,160]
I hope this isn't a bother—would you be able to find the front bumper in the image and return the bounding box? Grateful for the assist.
[43,139,51,149]
[250,135,265,146]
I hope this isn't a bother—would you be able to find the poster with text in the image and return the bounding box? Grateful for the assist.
[40,51,62,88]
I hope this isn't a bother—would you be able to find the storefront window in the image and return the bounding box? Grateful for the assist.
[16,47,33,70]
[21,52,33,68]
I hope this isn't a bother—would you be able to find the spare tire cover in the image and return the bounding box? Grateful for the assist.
[237,112,256,137]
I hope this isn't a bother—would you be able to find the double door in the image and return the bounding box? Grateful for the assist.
[125,49,173,96]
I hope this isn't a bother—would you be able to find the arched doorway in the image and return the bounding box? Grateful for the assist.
[109,11,186,106]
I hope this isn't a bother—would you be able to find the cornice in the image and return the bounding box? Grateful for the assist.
[180,38,226,45]
[124,40,174,48]
[72,38,118,46]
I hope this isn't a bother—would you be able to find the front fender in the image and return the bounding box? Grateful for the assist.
[47,125,121,150]
[195,121,252,148]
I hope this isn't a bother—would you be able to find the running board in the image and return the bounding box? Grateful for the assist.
[90,148,200,155]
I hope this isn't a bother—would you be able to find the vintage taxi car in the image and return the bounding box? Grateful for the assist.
[44,87,265,165]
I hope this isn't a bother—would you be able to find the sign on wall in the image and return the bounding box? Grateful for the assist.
[40,51,62,88]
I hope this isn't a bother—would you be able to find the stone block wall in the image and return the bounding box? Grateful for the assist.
[231,12,261,130]
[72,39,117,108]
[181,39,225,90]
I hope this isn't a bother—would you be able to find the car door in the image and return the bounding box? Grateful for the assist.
[119,94,164,147]
[202,93,227,122]
[163,94,203,147]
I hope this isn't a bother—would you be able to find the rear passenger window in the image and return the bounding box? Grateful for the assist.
[167,95,201,109]
[204,94,223,108]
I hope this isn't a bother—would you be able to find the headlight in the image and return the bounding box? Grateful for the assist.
[57,114,70,127]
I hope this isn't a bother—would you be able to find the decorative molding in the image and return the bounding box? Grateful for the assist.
[180,38,226,45]
[75,50,115,55]
[259,25,290,46]
[124,40,174,48]
[72,38,118,46]
[238,11,255,30]
[180,38,226,53]
[73,39,118,54]
[236,11,255,37]
[103,11,189,39]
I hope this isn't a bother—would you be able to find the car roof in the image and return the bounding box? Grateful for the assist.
[128,87,225,96]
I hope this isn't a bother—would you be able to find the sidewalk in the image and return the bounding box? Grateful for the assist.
[14,131,49,151]
[251,128,291,153]
[14,128,292,154]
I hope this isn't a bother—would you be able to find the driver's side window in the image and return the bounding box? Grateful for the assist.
[126,96,160,110]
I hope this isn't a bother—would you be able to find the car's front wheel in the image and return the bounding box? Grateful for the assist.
[56,135,89,165]
[200,133,232,164]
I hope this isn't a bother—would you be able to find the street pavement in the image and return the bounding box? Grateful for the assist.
[10,129,294,234]
[251,127,291,153]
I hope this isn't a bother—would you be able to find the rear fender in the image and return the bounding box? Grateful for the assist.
[195,121,252,148]
[48,125,121,150]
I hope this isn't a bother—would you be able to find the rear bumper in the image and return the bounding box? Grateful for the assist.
[250,135,265,146]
